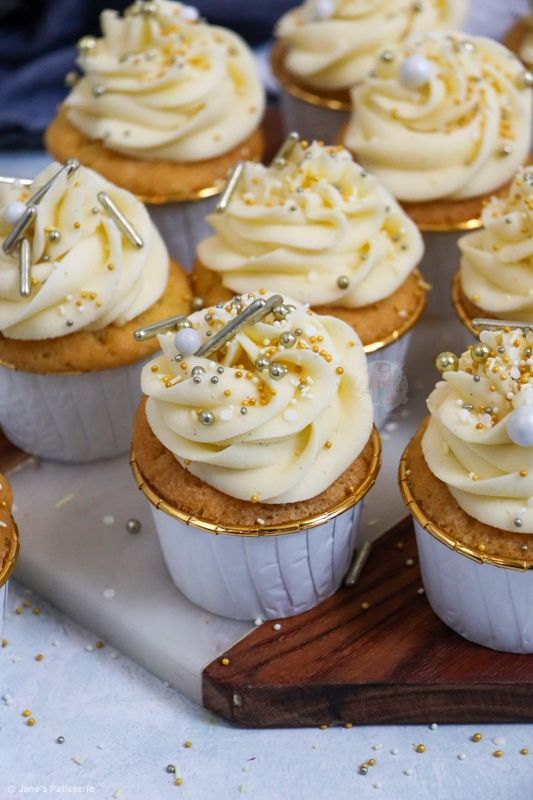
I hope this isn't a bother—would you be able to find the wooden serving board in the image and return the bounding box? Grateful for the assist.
[203,518,533,728]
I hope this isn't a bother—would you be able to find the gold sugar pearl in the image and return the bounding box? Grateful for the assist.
[367,758,376,766]
[493,750,504,758]
[336,367,344,375]
[35,654,44,661]
[250,495,259,503]
[1,639,7,648]
[174,778,183,786]
[415,744,426,753]
[324,441,333,449]
[26,718,36,727]
[183,741,192,749]
[22,709,31,718]
[220,657,230,666]
[472,733,483,742]
[361,601,370,611]
[520,748,529,755]
[151,365,158,373]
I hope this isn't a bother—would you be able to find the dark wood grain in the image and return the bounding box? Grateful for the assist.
[203,519,533,728]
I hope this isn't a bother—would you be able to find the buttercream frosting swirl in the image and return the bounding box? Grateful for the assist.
[64,0,265,162]
[0,162,168,340]
[197,141,423,307]
[423,328,533,532]
[276,0,466,91]
[142,292,373,503]
[345,33,532,202]
[459,167,533,320]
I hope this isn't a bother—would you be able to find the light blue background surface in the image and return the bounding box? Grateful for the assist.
[0,0,531,797]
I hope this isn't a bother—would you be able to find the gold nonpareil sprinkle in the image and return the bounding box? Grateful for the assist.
[221,657,230,666]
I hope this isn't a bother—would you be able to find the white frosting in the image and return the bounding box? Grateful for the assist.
[0,163,168,340]
[423,328,533,532]
[198,142,423,307]
[459,167,533,321]
[276,0,466,91]
[345,33,532,202]
[65,0,265,162]
[142,292,373,503]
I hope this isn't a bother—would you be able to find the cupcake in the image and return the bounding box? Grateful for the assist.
[271,0,467,141]
[0,160,190,463]
[342,32,532,319]
[194,139,426,427]
[131,291,380,620]
[453,167,533,337]
[45,0,265,268]
[400,326,533,653]
[0,474,19,617]
[505,10,533,70]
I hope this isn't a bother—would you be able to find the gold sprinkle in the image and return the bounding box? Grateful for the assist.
[224,389,231,397]
[22,709,31,717]
[151,365,158,373]
[35,654,44,662]
[26,718,36,727]
[107,264,114,271]
[1,639,7,648]
[250,495,259,503]
[15,608,23,615]
[415,744,426,753]
[95,640,105,649]
[367,758,376,766]
[344,723,353,729]
[361,601,370,611]
[22,599,31,608]
[174,778,183,786]
[521,470,529,477]
[324,440,333,449]
[520,748,529,755]
[74,221,81,229]
[183,459,191,466]
[336,367,344,375]
[472,733,482,742]
[493,750,504,758]
[221,657,230,666]
[183,741,192,748]
[319,724,328,730]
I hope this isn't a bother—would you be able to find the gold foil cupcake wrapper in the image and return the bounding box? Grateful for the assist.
[0,518,20,588]
[363,270,428,354]
[411,216,482,234]
[270,41,352,112]
[136,183,224,205]
[130,427,381,537]
[399,444,533,572]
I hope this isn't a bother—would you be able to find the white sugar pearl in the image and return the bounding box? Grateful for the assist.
[174,327,202,356]
[2,201,27,225]
[312,0,334,19]
[181,5,199,20]
[507,405,533,446]
[399,55,434,90]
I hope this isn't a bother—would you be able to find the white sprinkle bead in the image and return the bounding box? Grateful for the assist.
[404,768,413,776]
[174,327,202,356]
[458,753,467,761]
[181,4,199,20]
[429,723,438,730]
[399,55,434,89]
[273,623,282,631]
[2,201,27,225]
[283,409,298,422]
[506,405,533,447]
[390,748,399,755]
[312,0,334,19]
[219,408,234,422]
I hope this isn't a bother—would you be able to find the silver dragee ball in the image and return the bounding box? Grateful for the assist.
[506,405,533,447]
[174,327,202,356]
[399,55,434,90]
[2,202,27,226]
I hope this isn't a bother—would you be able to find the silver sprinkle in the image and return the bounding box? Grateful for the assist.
[337,275,350,290]
[472,318,532,332]
[198,409,215,425]
[97,192,144,248]
[133,314,189,341]
[210,376,219,384]
[216,161,245,213]
[191,296,204,311]
[126,518,141,534]
[380,50,394,62]
[514,517,523,528]
[500,143,513,157]
[19,237,32,297]
[345,541,372,586]
[92,85,107,97]
[195,295,284,359]
[271,131,300,169]
[240,407,247,415]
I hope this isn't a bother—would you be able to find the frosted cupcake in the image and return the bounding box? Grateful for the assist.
[0,160,190,463]
[131,291,380,620]
[45,0,265,268]
[194,140,426,426]
[271,0,467,141]
[453,167,533,336]
[400,327,533,653]
[505,9,533,70]
[0,474,18,618]
[342,32,532,318]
